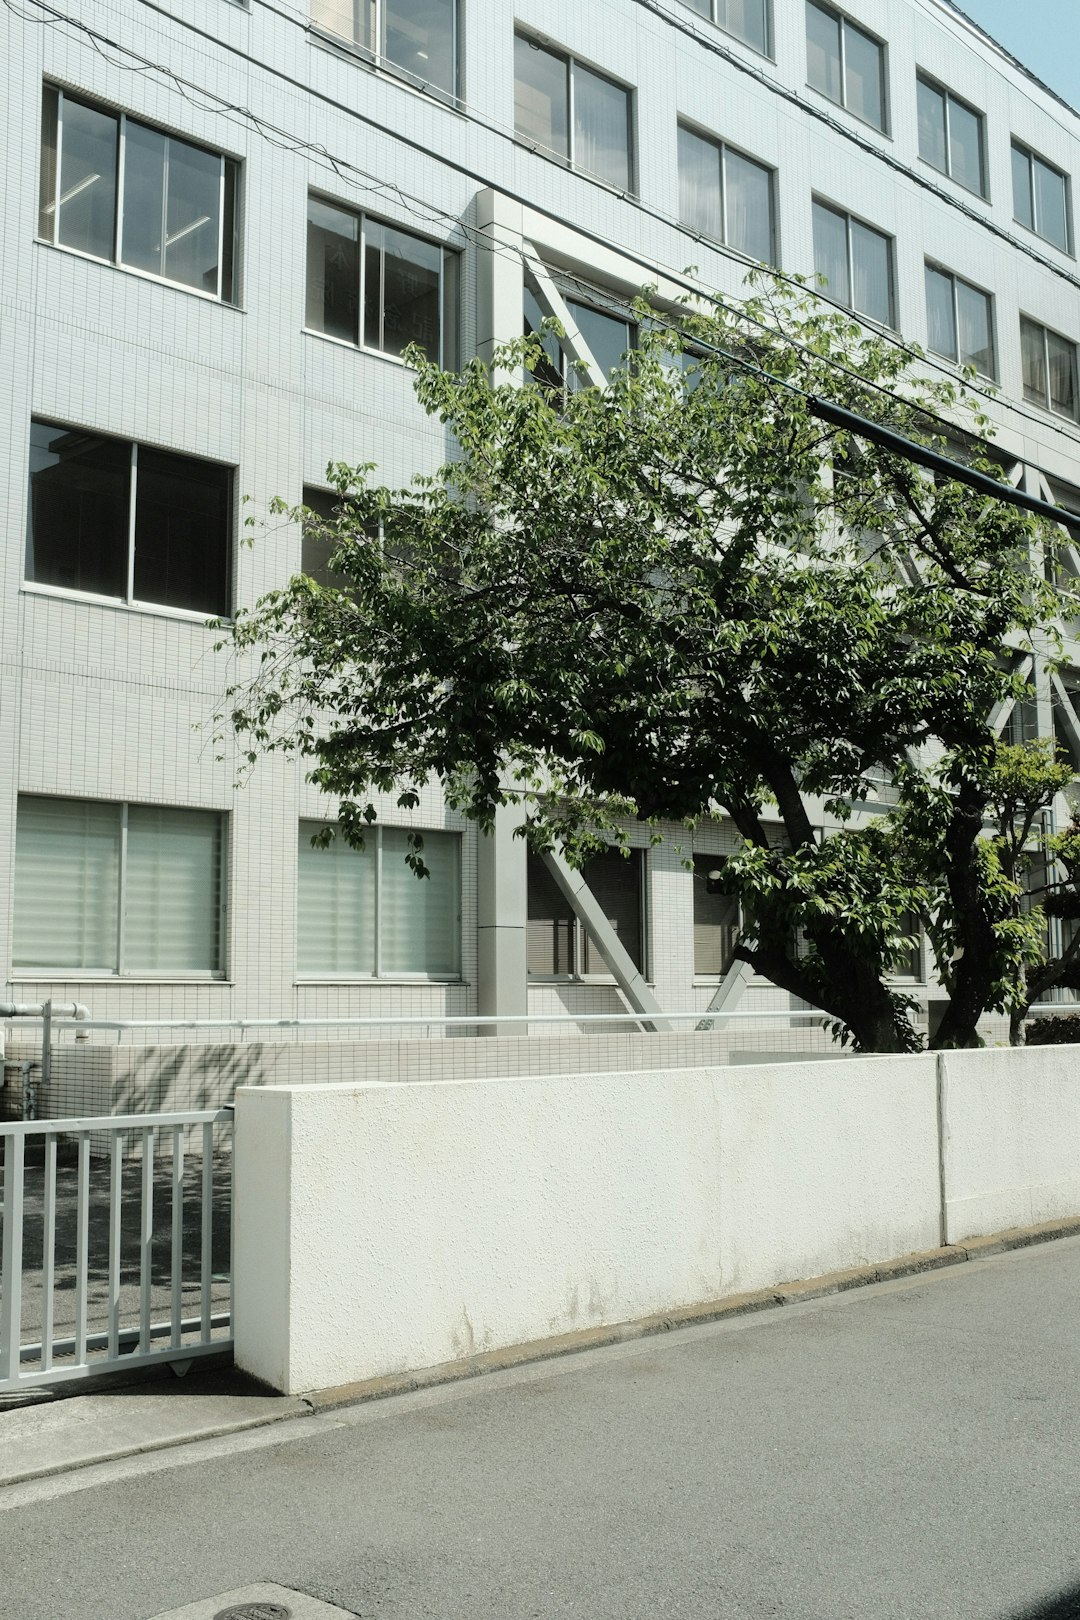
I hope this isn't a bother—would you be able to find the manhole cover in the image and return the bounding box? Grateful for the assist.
[213,1606,292,1620]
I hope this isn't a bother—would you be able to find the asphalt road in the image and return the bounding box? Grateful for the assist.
[5,1237,1080,1620]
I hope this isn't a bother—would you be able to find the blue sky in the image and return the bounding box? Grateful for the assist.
[953,1,1080,110]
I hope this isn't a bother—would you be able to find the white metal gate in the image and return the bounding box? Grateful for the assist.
[0,1109,232,1392]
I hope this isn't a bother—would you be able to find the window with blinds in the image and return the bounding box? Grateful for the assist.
[692,857,740,977]
[297,823,461,977]
[13,796,224,975]
[526,848,644,977]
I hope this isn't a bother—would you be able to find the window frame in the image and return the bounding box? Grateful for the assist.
[296,821,463,982]
[309,0,460,101]
[923,261,996,379]
[525,847,647,981]
[692,856,741,981]
[304,192,459,369]
[12,795,227,980]
[811,196,896,328]
[805,0,888,134]
[916,72,987,199]
[25,418,234,618]
[38,85,239,304]
[1020,315,1079,422]
[513,31,636,194]
[676,119,777,263]
[676,0,771,57]
[1011,139,1073,254]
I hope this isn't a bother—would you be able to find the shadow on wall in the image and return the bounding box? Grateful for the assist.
[1006,1582,1080,1618]
[115,1044,268,1116]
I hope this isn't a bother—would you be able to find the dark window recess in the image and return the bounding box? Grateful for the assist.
[693,857,740,976]
[526,848,644,975]
[26,419,231,613]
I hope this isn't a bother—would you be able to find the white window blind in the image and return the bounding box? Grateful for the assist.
[14,796,224,975]
[297,823,460,977]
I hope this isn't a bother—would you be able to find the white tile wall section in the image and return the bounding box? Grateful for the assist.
[3,0,1080,1078]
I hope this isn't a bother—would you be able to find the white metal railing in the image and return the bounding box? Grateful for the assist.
[0,1109,232,1392]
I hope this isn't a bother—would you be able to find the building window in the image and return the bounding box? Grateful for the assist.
[678,0,769,54]
[38,86,238,302]
[26,421,231,614]
[297,823,461,977]
[677,123,775,263]
[805,1,886,132]
[523,287,635,388]
[310,0,458,97]
[526,849,644,977]
[306,195,458,366]
[513,33,634,193]
[1012,141,1071,253]
[13,797,225,976]
[812,199,894,327]
[1021,317,1078,421]
[693,858,739,977]
[924,264,995,377]
[916,75,986,197]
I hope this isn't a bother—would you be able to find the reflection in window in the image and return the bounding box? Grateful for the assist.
[1012,140,1071,253]
[924,264,995,377]
[677,123,774,263]
[679,0,768,54]
[916,75,986,197]
[306,195,458,366]
[523,286,635,388]
[38,86,237,301]
[514,33,633,192]
[812,198,894,327]
[805,0,886,131]
[527,849,644,976]
[309,0,459,97]
[26,419,232,613]
[297,822,461,976]
[1021,317,1078,421]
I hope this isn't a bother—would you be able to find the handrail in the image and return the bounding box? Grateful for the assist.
[28,1009,830,1032]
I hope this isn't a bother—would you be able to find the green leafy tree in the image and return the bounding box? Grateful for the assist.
[220,280,1063,1052]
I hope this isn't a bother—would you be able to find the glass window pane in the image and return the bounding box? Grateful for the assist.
[1021,317,1047,405]
[441,249,459,368]
[364,235,382,349]
[311,0,373,48]
[298,822,376,975]
[300,486,341,585]
[682,0,710,13]
[120,120,167,276]
[14,796,121,972]
[917,78,946,173]
[379,225,441,359]
[925,265,956,360]
[948,97,984,195]
[580,849,643,975]
[956,279,994,376]
[1034,156,1069,251]
[514,35,569,160]
[721,0,767,53]
[26,420,130,597]
[572,61,632,191]
[385,0,456,95]
[125,807,222,973]
[526,852,576,975]
[725,147,773,262]
[806,1,842,103]
[56,96,119,261]
[39,86,58,241]
[163,138,222,294]
[306,196,359,343]
[523,285,566,392]
[1013,144,1034,229]
[1047,330,1078,419]
[850,217,892,324]
[677,125,723,239]
[220,160,237,305]
[133,448,231,613]
[812,200,850,306]
[843,20,884,129]
[693,857,739,977]
[566,299,633,383]
[381,828,460,975]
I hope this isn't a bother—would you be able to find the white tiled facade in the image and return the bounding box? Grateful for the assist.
[2,0,1079,1056]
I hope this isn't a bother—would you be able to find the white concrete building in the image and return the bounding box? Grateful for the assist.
[3,0,1080,1065]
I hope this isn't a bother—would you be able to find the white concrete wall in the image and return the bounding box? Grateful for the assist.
[233,1053,942,1393]
[941,1047,1080,1242]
